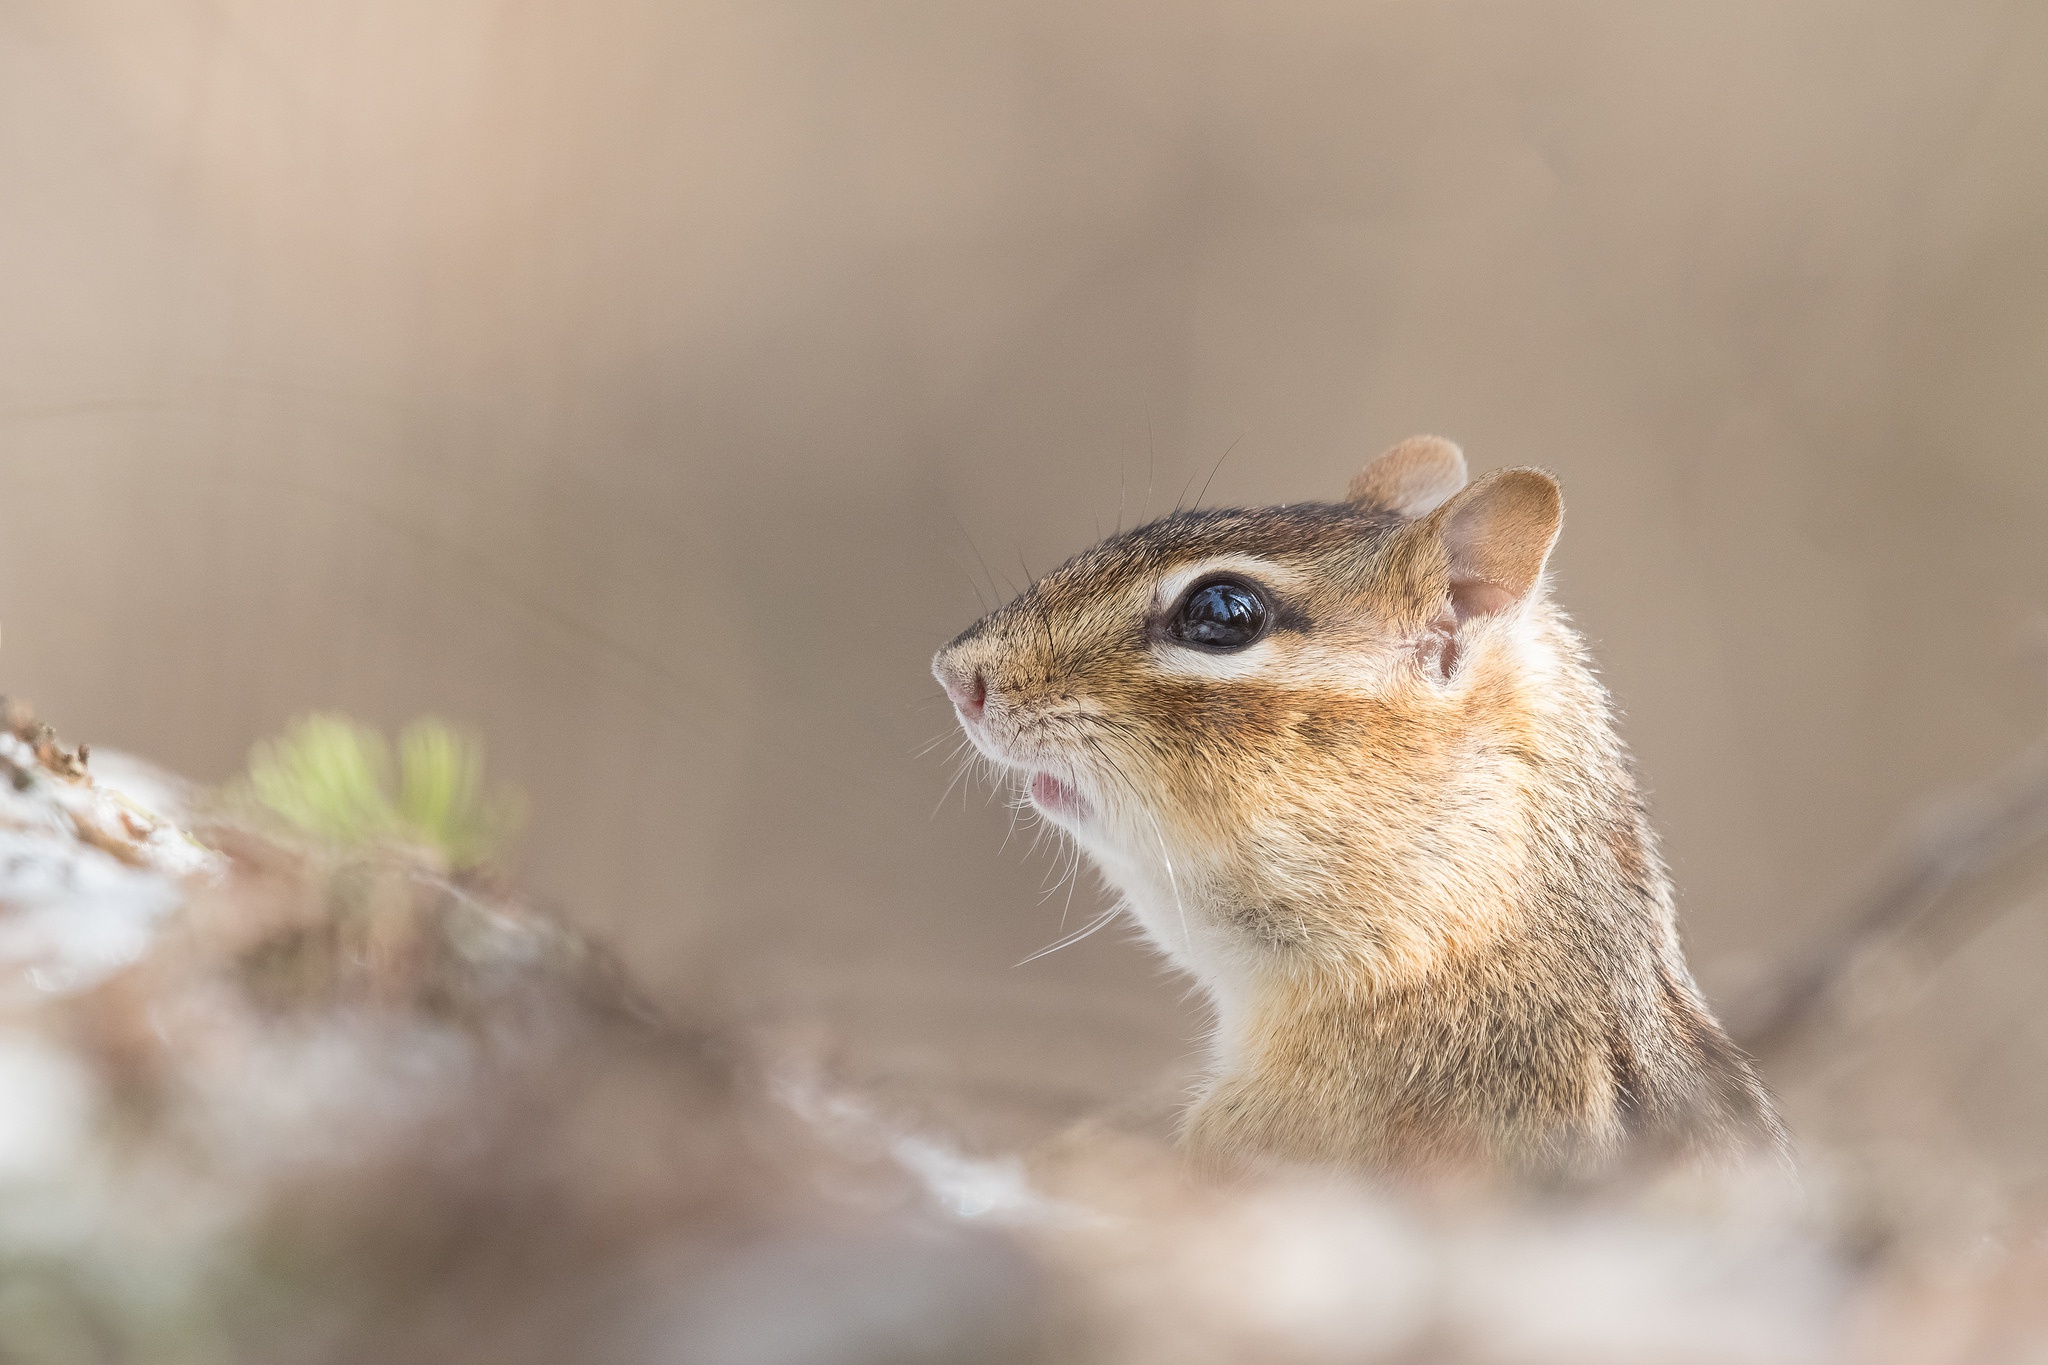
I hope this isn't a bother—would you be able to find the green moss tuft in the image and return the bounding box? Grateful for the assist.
[246,715,521,870]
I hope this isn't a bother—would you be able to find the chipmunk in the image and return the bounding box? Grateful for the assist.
[933,438,1782,1179]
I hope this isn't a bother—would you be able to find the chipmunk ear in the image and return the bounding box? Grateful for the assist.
[1346,436,1468,518]
[1427,467,1563,624]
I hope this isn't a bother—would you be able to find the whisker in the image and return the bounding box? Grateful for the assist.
[1049,842,1084,931]
[1145,807,1193,959]
[947,550,991,613]
[934,518,993,613]
[1015,905,1122,967]
[913,729,964,760]
[1046,798,1096,929]
[998,782,1026,855]
[930,749,977,819]
[946,505,1011,604]
[1193,434,1244,509]
[1145,402,1157,520]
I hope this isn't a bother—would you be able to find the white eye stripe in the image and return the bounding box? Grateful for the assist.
[1154,556,1299,613]
[1150,634,1409,691]
[1150,638,1280,680]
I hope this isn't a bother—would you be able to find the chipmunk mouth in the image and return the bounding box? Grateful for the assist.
[1028,771,1090,821]
[948,700,1098,823]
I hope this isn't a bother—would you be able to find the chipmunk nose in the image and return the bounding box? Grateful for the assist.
[936,656,987,721]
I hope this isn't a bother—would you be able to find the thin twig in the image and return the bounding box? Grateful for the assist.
[1734,730,2048,1057]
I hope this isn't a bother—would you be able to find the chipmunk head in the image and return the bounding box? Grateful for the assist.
[933,438,1568,989]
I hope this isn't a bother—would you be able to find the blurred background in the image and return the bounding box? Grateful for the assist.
[2,0,2046,1167]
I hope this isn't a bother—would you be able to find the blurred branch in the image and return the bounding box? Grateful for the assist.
[1734,729,2048,1059]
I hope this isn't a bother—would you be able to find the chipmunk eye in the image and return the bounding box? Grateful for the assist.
[1169,579,1269,650]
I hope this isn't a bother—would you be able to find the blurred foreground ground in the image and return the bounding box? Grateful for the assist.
[1,702,2046,1364]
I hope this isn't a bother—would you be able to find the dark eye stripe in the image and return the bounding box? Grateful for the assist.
[1168,579,1269,650]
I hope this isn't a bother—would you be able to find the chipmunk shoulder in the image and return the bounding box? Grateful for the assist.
[934,438,1783,1178]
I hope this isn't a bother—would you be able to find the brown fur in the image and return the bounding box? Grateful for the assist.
[933,440,1782,1180]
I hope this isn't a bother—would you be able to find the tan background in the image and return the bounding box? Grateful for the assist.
[3,0,2046,1150]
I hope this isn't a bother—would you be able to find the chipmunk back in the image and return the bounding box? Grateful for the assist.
[933,438,1781,1178]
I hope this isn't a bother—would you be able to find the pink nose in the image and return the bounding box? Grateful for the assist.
[943,668,987,721]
